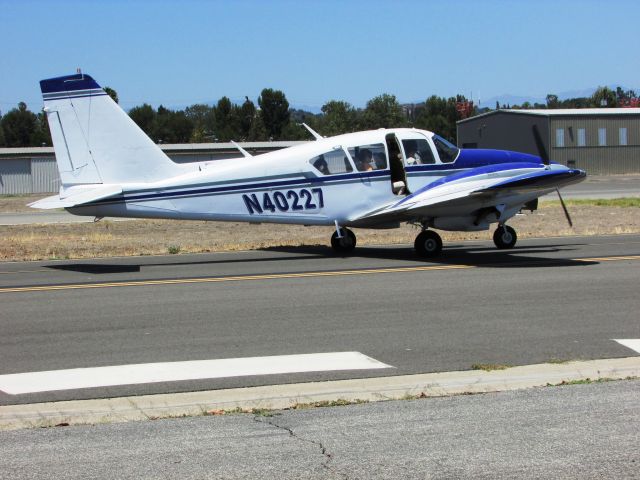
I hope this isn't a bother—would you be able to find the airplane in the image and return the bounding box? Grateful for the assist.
[31,72,586,257]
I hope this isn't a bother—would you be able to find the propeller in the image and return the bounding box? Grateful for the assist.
[556,188,573,228]
[532,125,549,166]
[531,125,574,227]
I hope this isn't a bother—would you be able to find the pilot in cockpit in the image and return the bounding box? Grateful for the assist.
[405,140,422,165]
[357,149,374,171]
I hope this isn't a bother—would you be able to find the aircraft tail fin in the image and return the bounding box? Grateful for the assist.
[40,73,182,187]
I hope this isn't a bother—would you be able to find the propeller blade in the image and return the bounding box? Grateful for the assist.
[556,188,573,228]
[532,125,550,165]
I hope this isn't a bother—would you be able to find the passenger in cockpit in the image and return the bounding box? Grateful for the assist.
[314,156,330,175]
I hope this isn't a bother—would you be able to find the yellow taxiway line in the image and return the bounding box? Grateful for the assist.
[0,264,473,294]
[1,255,638,295]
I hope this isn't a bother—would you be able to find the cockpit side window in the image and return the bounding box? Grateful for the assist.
[309,148,353,175]
[432,135,460,163]
[401,138,436,165]
[347,143,387,171]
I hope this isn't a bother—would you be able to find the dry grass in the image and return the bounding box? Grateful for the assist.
[1,202,639,262]
[0,195,45,213]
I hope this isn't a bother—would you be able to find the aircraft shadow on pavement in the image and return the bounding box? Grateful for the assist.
[47,264,141,274]
[260,244,598,268]
[44,242,596,274]
[45,254,321,274]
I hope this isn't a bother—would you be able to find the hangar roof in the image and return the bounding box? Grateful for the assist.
[458,107,640,124]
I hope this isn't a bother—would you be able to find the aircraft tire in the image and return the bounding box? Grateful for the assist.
[331,228,356,253]
[493,225,517,249]
[414,230,443,258]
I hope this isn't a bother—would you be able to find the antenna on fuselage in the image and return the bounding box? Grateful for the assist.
[231,141,253,158]
[301,123,323,140]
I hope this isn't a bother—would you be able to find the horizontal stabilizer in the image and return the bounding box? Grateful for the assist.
[29,185,122,209]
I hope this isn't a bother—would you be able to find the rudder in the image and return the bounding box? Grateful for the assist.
[40,73,181,187]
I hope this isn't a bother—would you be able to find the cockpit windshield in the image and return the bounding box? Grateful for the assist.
[432,135,460,163]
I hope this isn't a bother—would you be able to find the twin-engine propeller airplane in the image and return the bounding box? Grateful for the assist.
[32,73,586,257]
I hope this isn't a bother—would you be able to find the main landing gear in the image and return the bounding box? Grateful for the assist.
[493,225,517,249]
[412,224,518,258]
[414,230,443,258]
[331,227,356,253]
[330,224,518,256]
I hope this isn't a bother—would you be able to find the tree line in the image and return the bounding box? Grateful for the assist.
[0,85,635,148]
[496,86,637,110]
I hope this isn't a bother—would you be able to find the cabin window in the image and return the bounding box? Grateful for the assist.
[401,139,436,165]
[432,135,460,163]
[347,143,387,171]
[309,148,353,175]
[577,128,586,147]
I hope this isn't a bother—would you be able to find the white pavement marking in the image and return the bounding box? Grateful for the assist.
[0,352,392,395]
[614,339,640,354]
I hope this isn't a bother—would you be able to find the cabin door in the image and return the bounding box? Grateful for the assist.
[385,133,408,195]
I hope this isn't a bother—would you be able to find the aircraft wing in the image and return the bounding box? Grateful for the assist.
[28,184,123,209]
[352,165,586,225]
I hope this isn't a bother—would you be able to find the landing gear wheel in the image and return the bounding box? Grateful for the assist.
[414,230,443,258]
[493,225,517,249]
[331,228,356,253]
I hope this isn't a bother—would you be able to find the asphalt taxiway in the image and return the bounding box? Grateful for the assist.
[1,234,639,406]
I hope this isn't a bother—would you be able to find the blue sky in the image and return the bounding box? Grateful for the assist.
[1,0,638,112]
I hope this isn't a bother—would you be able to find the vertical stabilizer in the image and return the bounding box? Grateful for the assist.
[40,73,181,186]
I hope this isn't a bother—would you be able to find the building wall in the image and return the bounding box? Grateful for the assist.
[0,158,33,194]
[0,143,302,194]
[456,112,549,157]
[549,117,640,174]
[457,112,640,175]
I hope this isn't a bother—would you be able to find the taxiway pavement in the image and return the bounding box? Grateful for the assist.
[1,234,639,405]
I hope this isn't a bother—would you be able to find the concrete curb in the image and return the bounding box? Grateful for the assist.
[1,356,638,430]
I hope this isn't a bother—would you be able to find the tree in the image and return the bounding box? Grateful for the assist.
[33,111,52,146]
[412,94,473,142]
[213,96,240,141]
[360,94,406,129]
[0,114,5,147]
[318,100,358,136]
[185,104,216,142]
[103,87,119,104]
[128,104,156,137]
[546,94,559,108]
[1,102,38,147]
[258,88,290,140]
[153,105,193,143]
[239,97,256,140]
[591,86,617,107]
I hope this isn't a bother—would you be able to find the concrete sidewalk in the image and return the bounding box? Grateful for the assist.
[2,356,638,430]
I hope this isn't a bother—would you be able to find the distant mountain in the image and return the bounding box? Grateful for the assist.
[482,84,639,108]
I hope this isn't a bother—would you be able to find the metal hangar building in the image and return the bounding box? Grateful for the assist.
[456,108,640,175]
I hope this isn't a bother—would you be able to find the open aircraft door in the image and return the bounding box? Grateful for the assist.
[385,133,409,195]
